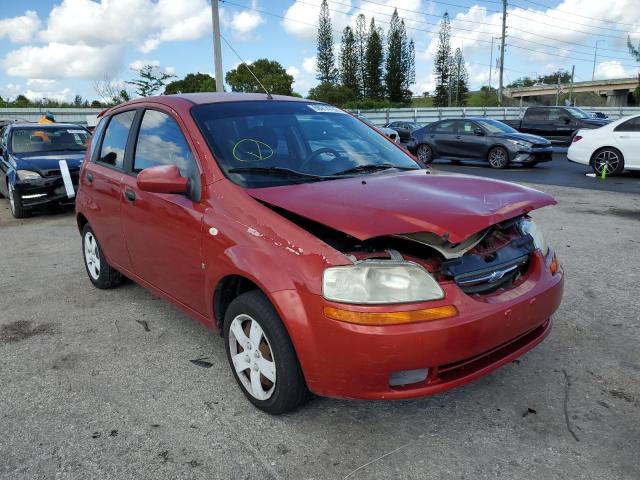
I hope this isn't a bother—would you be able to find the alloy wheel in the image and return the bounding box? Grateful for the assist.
[84,232,101,280]
[417,144,432,163]
[489,148,507,168]
[228,314,277,401]
[593,149,620,175]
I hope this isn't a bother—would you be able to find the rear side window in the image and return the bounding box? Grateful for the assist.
[526,108,548,121]
[434,120,456,133]
[99,110,136,169]
[89,117,108,161]
[614,117,640,132]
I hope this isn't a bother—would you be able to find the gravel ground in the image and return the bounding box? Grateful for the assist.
[0,180,638,480]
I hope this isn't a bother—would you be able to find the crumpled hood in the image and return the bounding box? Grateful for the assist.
[248,169,556,244]
[15,152,84,174]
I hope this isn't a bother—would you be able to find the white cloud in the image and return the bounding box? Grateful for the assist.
[0,10,42,43]
[283,0,352,42]
[417,73,437,96]
[3,43,123,80]
[287,65,314,94]
[222,0,265,41]
[22,79,72,102]
[595,61,637,80]
[302,56,317,74]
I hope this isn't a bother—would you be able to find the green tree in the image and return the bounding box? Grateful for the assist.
[90,100,103,108]
[450,48,469,106]
[354,13,367,97]
[339,26,359,96]
[14,95,30,107]
[73,94,83,107]
[307,82,354,107]
[165,73,215,94]
[433,12,452,107]
[225,59,293,95]
[384,10,414,104]
[628,35,640,61]
[364,18,384,100]
[125,64,175,97]
[316,0,337,84]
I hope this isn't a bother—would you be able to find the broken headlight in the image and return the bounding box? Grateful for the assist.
[322,261,443,304]
[519,217,548,256]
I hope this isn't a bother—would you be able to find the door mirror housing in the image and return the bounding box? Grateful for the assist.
[562,116,571,124]
[473,127,485,136]
[136,165,189,194]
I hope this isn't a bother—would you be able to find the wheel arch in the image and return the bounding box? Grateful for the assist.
[76,212,89,234]
[487,143,512,161]
[589,145,623,165]
[213,274,263,332]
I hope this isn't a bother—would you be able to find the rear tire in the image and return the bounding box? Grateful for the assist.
[8,182,30,219]
[591,147,624,176]
[224,290,308,414]
[416,144,433,164]
[488,146,509,169]
[82,224,122,289]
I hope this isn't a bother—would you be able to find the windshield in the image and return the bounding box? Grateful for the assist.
[11,126,89,154]
[475,119,518,134]
[191,101,420,188]
[566,108,591,119]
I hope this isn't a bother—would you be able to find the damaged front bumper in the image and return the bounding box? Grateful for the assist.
[273,248,563,400]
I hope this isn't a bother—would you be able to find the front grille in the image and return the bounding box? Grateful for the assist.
[454,256,529,294]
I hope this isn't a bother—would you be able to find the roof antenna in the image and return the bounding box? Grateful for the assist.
[220,33,273,100]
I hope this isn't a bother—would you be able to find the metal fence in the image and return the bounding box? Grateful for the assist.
[355,106,640,126]
[0,107,102,125]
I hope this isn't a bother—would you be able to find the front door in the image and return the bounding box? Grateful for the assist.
[119,109,207,315]
[613,116,640,168]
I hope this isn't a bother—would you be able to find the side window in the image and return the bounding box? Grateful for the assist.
[457,120,476,134]
[89,117,108,162]
[0,127,6,149]
[435,120,456,133]
[548,109,563,121]
[133,110,197,178]
[614,117,640,133]
[526,108,548,121]
[99,111,136,169]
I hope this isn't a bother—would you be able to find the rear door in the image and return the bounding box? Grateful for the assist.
[119,108,207,314]
[81,110,137,271]
[613,117,640,168]
[429,120,458,157]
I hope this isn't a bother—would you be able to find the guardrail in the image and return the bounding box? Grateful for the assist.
[0,107,102,125]
[356,106,640,125]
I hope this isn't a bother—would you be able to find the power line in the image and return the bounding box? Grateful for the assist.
[514,0,640,27]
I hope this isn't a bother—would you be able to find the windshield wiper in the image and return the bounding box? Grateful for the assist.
[332,163,419,176]
[227,166,333,180]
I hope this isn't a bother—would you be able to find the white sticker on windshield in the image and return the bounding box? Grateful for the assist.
[67,129,85,134]
[307,104,345,114]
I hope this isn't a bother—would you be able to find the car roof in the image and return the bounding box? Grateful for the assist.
[10,122,87,129]
[125,92,315,108]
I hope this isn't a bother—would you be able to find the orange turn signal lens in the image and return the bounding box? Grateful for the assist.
[549,254,559,275]
[323,305,458,326]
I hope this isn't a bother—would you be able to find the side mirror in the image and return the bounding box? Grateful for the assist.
[473,127,485,136]
[562,116,571,124]
[137,164,189,194]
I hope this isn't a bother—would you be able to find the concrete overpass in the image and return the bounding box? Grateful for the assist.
[507,77,639,107]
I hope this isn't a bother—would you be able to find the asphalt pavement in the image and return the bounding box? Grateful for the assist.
[0,170,639,479]
[431,149,640,195]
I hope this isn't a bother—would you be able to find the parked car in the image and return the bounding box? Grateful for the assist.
[407,118,552,168]
[383,121,422,142]
[503,106,609,145]
[0,122,90,218]
[568,114,640,176]
[77,93,564,414]
[354,114,400,143]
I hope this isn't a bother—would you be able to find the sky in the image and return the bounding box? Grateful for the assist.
[0,0,638,103]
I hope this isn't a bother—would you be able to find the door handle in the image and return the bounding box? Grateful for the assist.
[124,189,136,202]
[455,135,462,139]
[618,135,630,139]
[87,172,93,184]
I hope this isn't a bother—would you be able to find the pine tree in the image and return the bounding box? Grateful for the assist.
[433,12,451,107]
[451,48,469,106]
[339,26,359,96]
[385,11,415,104]
[364,18,384,100]
[316,0,337,84]
[354,14,367,98]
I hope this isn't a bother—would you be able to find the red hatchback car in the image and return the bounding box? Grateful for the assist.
[76,93,564,414]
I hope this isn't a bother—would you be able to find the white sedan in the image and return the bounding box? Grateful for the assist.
[568,114,640,176]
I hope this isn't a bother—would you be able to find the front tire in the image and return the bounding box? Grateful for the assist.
[224,291,308,414]
[591,147,624,176]
[8,183,30,218]
[82,224,122,289]
[416,144,433,164]
[488,146,509,169]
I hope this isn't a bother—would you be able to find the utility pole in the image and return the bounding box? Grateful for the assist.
[569,65,575,105]
[456,52,462,106]
[498,0,507,105]
[211,0,224,92]
[448,57,453,107]
[592,40,604,81]
[555,74,561,106]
